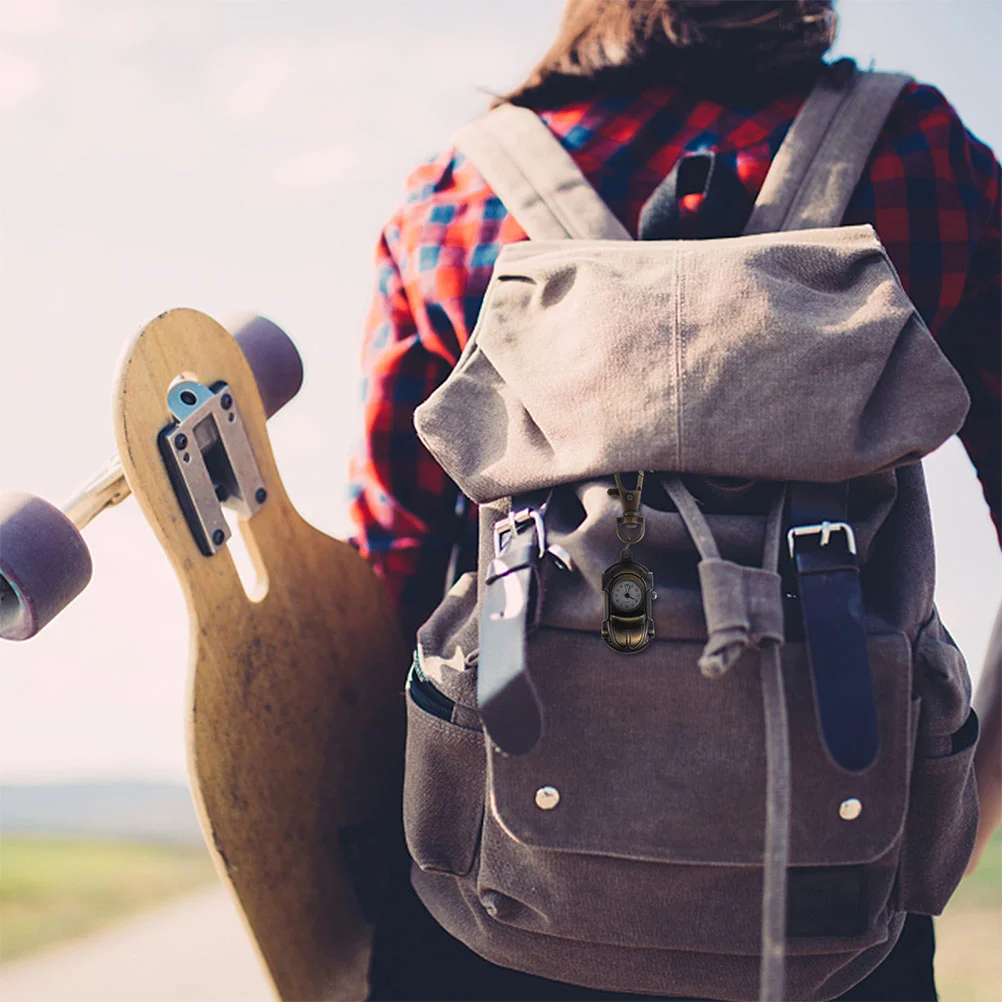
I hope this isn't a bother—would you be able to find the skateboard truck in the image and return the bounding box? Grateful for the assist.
[159,379,267,556]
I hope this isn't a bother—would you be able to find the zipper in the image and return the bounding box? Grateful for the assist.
[407,650,455,722]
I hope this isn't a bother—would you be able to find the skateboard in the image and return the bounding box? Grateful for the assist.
[0,309,409,1000]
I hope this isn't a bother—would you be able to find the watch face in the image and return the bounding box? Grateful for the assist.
[610,577,644,613]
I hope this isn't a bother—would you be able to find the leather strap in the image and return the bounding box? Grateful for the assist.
[478,511,545,755]
[452,103,631,242]
[745,60,912,234]
[788,483,879,772]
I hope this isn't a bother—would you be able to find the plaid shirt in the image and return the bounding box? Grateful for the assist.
[348,77,1002,648]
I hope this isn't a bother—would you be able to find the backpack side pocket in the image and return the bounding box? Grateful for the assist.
[897,615,980,915]
[403,663,486,877]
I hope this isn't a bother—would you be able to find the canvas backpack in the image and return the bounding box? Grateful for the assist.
[402,62,980,1002]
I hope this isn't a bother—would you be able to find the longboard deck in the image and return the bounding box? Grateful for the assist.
[113,308,408,1000]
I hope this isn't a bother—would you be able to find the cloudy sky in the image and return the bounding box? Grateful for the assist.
[1,0,1000,782]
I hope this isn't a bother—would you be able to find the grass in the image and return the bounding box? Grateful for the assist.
[0,837,217,963]
[935,829,1002,1002]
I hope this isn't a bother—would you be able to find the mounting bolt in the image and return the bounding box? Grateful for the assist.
[220,393,233,410]
[174,433,188,451]
[212,529,225,546]
[255,488,267,504]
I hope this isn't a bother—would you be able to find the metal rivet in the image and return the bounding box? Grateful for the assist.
[174,433,188,451]
[535,786,560,810]
[839,798,863,821]
[220,393,233,410]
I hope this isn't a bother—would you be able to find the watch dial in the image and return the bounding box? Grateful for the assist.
[610,577,644,613]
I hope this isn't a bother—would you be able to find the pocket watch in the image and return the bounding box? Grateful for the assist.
[602,553,656,652]
[603,472,656,653]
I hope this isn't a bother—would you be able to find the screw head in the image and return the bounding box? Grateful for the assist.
[220,393,233,410]
[255,488,267,504]
[211,529,225,546]
[839,798,863,821]
[174,433,188,450]
[535,786,560,811]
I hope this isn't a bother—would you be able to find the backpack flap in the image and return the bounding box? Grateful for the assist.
[413,226,968,505]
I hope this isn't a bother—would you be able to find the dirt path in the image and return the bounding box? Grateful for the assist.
[0,883,274,1001]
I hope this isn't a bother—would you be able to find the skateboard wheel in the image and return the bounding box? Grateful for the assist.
[0,493,93,641]
[232,316,304,419]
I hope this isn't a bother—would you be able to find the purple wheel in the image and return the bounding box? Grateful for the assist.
[232,316,304,419]
[0,493,93,642]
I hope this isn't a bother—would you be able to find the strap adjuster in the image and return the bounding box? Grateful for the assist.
[787,520,857,558]
[493,507,546,558]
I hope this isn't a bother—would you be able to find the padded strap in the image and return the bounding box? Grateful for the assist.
[452,103,631,242]
[788,483,880,772]
[745,61,912,233]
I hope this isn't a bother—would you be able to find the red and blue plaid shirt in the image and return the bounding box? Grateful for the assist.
[348,76,1002,647]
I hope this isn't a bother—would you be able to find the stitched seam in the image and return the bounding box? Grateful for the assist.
[784,73,908,229]
[745,82,843,233]
[779,74,860,229]
[455,121,571,240]
[674,240,684,469]
[490,109,621,240]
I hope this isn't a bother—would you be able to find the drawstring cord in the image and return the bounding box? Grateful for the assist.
[661,476,790,1002]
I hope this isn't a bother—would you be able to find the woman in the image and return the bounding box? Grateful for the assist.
[348,3,1001,999]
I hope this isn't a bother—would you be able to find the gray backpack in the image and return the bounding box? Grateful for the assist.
[404,63,979,1002]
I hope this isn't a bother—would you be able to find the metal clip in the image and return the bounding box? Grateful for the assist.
[616,513,646,546]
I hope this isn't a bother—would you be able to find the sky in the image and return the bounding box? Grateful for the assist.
[1,0,1000,783]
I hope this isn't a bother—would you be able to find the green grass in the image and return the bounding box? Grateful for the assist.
[0,837,217,963]
[935,829,1002,1002]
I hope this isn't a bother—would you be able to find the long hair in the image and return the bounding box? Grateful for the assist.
[500,1,837,107]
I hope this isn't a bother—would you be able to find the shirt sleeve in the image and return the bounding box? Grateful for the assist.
[347,221,464,652]
[937,157,1001,541]
[849,83,1002,541]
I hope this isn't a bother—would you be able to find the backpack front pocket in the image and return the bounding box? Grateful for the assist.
[403,664,486,878]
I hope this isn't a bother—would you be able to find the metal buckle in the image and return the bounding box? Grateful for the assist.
[787,521,858,558]
[493,507,546,559]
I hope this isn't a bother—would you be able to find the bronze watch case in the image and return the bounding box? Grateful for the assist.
[601,554,656,653]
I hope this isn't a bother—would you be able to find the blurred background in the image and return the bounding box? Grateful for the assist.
[1,1,999,999]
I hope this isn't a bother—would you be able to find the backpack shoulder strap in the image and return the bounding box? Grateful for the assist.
[744,61,912,234]
[452,103,631,241]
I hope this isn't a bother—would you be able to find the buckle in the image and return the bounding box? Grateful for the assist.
[493,507,546,558]
[787,521,857,558]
